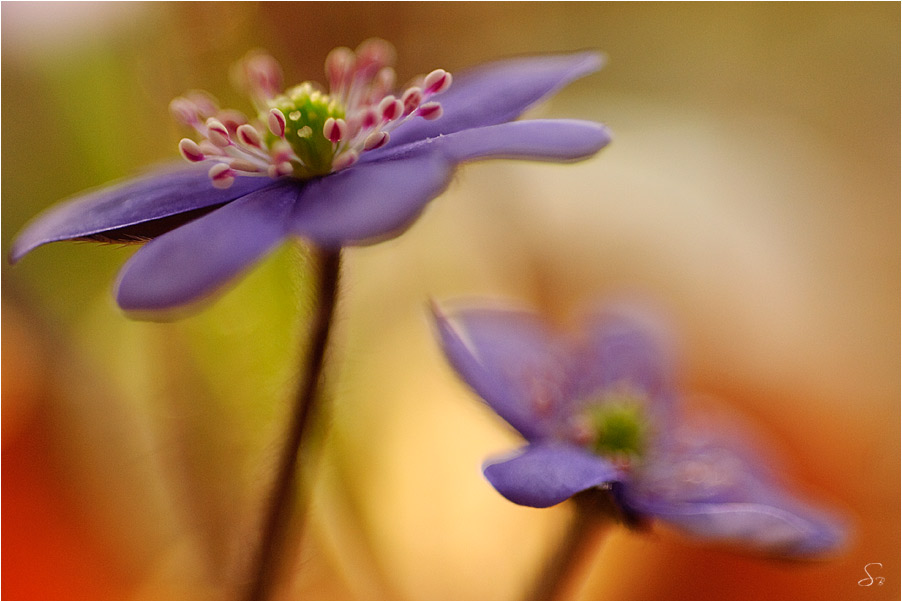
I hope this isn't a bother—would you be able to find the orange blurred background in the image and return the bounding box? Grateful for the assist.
[2,3,899,600]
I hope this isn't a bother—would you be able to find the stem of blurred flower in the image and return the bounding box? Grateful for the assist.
[245,248,342,600]
[525,490,613,601]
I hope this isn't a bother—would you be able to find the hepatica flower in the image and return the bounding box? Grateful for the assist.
[10,40,610,313]
[432,303,846,557]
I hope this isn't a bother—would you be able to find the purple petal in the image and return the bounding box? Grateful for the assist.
[289,151,454,248]
[431,303,575,440]
[571,312,671,402]
[115,183,298,312]
[483,443,621,508]
[627,415,847,557]
[10,163,273,262]
[639,500,846,557]
[377,119,611,164]
[382,51,604,150]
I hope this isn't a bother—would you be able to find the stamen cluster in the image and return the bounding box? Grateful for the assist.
[570,392,649,469]
[171,39,452,188]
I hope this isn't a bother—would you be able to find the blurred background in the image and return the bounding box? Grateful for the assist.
[2,2,898,600]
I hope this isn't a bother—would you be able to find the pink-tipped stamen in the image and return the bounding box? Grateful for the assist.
[354,38,396,77]
[401,87,423,115]
[178,138,205,162]
[237,124,263,149]
[332,150,359,170]
[323,117,347,144]
[378,96,403,122]
[417,102,443,120]
[268,108,287,138]
[423,69,452,96]
[209,163,236,189]
[325,46,355,92]
[363,130,390,151]
[205,118,231,147]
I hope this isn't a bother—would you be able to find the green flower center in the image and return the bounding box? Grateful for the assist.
[585,395,648,461]
[266,83,346,177]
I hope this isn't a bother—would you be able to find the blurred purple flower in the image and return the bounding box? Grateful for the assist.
[432,302,846,557]
[10,41,609,313]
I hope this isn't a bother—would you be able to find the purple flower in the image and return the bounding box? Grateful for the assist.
[10,41,609,313]
[432,302,846,557]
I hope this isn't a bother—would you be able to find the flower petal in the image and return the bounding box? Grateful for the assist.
[289,151,454,248]
[572,312,672,401]
[378,119,611,164]
[382,51,604,149]
[9,163,273,262]
[115,183,298,313]
[432,303,575,440]
[640,500,847,558]
[627,413,847,557]
[483,443,621,508]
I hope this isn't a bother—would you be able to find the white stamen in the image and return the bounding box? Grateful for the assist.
[178,138,205,162]
[323,117,347,144]
[237,124,263,149]
[268,108,287,137]
[417,102,443,120]
[401,87,423,115]
[332,150,359,170]
[378,96,403,122]
[423,69,452,95]
[208,163,235,189]
[228,158,263,173]
[205,118,231,147]
[363,130,389,151]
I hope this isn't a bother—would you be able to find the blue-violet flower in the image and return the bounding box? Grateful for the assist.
[10,40,610,313]
[432,302,846,557]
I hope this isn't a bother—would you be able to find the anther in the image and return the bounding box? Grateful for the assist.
[205,118,231,147]
[236,51,283,101]
[217,110,248,133]
[268,108,287,138]
[185,90,219,117]
[178,138,205,163]
[417,102,443,121]
[208,163,235,189]
[401,87,423,115]
[354,38,396,77]
[325,46,355,89]
[363,131,390,151]
[332,150,359,170]
[237,124,263,149]
[423,69,452,95]
[379,96,403,122]
[323,117,347,144]
[169,98,200,126]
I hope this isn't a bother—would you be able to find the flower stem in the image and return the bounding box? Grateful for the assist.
[525,490,613,601]
[245,248,342,600]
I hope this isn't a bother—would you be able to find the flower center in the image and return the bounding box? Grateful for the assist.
[590,402,646,458]
[573,392,649,467]
[170,39,452,188]
[267,84,346,178]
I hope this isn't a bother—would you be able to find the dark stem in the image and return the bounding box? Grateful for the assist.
[244,248,342,600]
[525,490,613,601]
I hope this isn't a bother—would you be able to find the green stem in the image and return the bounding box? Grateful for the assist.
[244,248,342,600]
[525,490,613,601]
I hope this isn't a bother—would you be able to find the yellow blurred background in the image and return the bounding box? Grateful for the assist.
[2,2,898,600]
